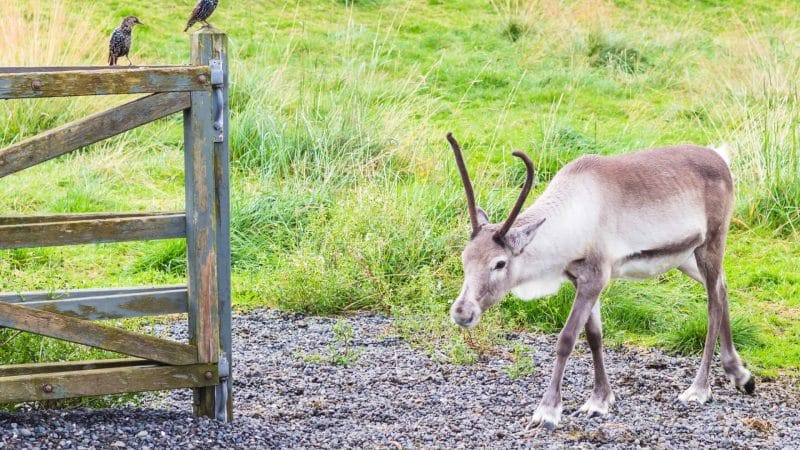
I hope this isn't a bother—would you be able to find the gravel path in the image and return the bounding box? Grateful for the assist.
[1,309,798,449]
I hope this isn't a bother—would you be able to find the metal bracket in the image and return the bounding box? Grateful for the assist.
[214,351,231,421]
[210,59,225,143]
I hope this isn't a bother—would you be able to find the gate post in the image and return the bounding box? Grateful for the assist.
[188,26,232,421]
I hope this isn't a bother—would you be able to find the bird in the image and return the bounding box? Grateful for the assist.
[108,16,143,66]
[184,0,220,32]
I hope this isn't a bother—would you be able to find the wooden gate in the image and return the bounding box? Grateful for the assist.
[0,28,233,421]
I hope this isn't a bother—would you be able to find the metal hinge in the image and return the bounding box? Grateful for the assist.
[210,59,225,143]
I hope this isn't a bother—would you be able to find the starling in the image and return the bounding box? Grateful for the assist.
[108,16,143,66]
[184,0,220,32]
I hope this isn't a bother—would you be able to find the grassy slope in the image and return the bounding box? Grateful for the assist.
[1,0,798,377]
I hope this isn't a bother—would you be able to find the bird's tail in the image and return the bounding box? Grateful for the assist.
[108,52,115,66]
[184,20,194,32]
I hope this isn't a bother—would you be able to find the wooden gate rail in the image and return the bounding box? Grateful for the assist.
[0,285,187,320]
[0,92,191,177]
[0,28,232,421]
[0,66,210,99]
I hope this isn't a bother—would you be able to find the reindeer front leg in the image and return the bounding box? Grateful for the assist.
[530,261,608,430]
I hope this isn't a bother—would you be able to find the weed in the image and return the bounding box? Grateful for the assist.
[503,343,534,379]
[293,320,362,366]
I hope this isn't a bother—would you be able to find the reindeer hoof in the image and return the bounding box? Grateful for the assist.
[578,391,615,417]
[741,376,756,395]
[678,385,712,404]
[528,403,562,431]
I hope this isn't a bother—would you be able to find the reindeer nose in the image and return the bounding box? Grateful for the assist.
[454,311,475,328]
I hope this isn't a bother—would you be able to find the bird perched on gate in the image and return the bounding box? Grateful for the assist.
[184,0,220,32]
[108,16,144,66]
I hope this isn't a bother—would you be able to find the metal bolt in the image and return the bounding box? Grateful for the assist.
[31,81,43,90]
[42,384,53,393]
[198,75,207,84]
[204,371,213,380]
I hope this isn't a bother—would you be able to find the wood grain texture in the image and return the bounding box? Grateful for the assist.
[0,358,145,377]
[188,27,225,420]
[1,288,188,321]
[0,363,217,404]
[0,66,210,99]
[184,84,220,365]
[0,93,190,178]
[0,66,180,74]
[0,284,185,302]
[0,301,197,365]
[0,213,186,250]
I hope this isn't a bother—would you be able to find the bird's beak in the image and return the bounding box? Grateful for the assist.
[136,20,145,26]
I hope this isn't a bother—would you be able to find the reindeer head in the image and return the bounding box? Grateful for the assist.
[447,133,545,328]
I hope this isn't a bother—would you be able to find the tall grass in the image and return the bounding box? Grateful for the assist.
[0,0,107,147]
[700,27,800,236]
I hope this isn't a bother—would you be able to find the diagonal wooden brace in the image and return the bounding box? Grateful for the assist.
[0,301,198,365]
[0,91,190,178]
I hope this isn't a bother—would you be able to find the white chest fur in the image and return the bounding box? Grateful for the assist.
[512,273,567,300]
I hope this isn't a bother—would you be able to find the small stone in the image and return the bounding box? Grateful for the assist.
[136,430,149,438]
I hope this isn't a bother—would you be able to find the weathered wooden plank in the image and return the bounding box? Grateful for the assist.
[0,363,217,404]
[0,288,188,321]
[0,284,185,302]
[0,301,197,365]
[188,28,223,420]
[0,66,181,74]
[0,93,190,178]
[0,213,186,249]
[0,211,181,226]
[0,358,146,377]
[0,66,210,99]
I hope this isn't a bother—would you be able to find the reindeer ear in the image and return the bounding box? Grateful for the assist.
[476,207,490,227]
[505,218,546,255]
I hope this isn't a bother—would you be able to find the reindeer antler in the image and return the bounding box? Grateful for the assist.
[494,151,535,243]
[447,133,480,236]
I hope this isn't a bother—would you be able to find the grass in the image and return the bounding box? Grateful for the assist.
[0,0,798,407]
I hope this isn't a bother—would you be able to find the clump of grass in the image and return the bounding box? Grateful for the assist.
[503,343,534,379]
[489,0,536,42]
[131,240,187,276]
[530,99,601,181]
[586,31,649,74]
[230,182,331,269]
[292,319,362,366]
[662,303,764,356]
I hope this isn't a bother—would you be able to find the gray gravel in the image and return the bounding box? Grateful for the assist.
[1,309,799,449]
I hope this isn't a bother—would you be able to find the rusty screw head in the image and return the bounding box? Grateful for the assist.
[42,384,53,393]
[204,371,213,380]
[31,80,43,90]
[198,75,207,84]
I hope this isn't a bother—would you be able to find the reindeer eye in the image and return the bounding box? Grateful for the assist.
[493,260,507,270]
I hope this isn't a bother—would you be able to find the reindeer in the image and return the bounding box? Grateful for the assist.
[445,133,755,430]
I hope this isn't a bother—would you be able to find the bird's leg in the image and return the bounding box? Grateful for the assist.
[203,20,210,27]
[127,55,133,66]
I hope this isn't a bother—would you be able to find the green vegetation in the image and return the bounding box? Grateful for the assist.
[1,0,798,387]
[293,319,362,366]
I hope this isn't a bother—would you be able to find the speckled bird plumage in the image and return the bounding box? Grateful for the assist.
[184,0,219,32]
[108,16,142,66]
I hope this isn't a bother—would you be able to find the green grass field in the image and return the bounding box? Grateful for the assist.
[1,0,798,382]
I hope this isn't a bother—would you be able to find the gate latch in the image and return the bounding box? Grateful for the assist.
[210,59,225,143]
